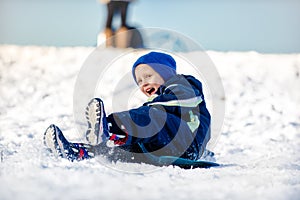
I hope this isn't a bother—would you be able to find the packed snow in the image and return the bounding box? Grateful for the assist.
[0,45,299,200]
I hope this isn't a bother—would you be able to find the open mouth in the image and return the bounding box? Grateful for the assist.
[146,87,156,96]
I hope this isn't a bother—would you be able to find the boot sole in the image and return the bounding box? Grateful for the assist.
[85,98,105,145]
[44,124,67,158]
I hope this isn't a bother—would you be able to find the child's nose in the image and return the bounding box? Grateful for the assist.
[142,82,148,88]
[141,79,149,86]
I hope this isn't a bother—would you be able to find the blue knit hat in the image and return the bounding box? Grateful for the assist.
[132,51,177,83]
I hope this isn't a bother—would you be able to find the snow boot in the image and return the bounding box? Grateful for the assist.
[44,124,95,161]
[85,98,109,145]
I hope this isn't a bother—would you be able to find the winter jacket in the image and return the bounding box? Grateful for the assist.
[109,74,211,160]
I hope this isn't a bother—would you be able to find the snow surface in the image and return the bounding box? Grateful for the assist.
[0,45,300,200]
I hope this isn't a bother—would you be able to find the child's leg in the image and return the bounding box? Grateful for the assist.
[83,98,200,160]
[108,106,200,160]
[43,124,136,163]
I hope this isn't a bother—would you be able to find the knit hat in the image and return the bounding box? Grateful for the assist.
[132,51,177,83]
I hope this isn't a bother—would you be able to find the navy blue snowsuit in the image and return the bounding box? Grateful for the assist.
[107,74,211,162]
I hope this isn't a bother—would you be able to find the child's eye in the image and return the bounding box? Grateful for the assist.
[145,74,152,78]
[137,79,142,85]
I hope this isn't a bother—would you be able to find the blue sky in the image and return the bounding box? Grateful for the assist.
[0,0,299,53]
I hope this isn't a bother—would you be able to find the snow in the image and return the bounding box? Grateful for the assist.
[0,45,300,200]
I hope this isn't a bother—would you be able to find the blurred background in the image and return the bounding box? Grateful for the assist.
[0,0,299,53]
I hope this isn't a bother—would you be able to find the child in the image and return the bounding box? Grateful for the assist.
[44,51,211,165]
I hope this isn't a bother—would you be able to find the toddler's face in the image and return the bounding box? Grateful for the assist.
[135,64,165,97]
